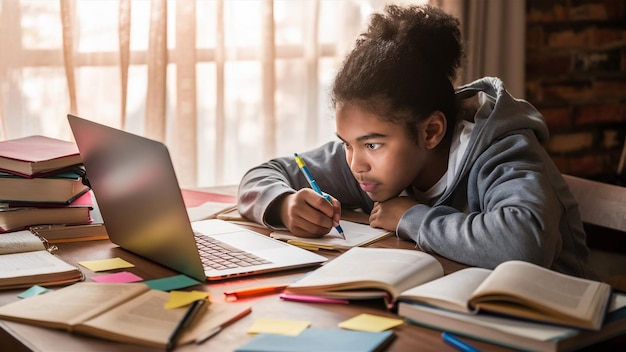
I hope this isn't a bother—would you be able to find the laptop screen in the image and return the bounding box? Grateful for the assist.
[68,114,206,280]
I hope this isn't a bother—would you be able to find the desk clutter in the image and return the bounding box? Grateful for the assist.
[0,135,98,290]
[1,134,626,351]
[0,282,251,350]
[1,244,626,351]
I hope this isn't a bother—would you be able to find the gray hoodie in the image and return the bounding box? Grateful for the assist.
[237,77,596,279]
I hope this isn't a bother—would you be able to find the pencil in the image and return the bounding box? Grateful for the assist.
[294,153,346,239]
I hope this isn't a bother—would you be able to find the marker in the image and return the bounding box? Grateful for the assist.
[441,332,481,352]
[223,284,289,300]
[294,153,345,239]
[166,299,208,351]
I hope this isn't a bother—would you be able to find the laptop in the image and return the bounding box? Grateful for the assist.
[67,114,327,281]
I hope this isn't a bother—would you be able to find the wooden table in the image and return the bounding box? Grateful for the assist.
[1,191,622,351]
[0,229,509,351]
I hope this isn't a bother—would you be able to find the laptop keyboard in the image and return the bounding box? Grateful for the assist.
[194,233,272,271]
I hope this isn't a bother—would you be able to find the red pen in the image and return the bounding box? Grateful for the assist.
[223,284,289,300]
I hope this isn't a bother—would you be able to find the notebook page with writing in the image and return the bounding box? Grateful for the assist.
[270,220,392,250]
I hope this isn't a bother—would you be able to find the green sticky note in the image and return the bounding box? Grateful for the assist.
[143,275,201,291]
[18,285,51,298]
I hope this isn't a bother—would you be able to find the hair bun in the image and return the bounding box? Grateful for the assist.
[364,5,463,81]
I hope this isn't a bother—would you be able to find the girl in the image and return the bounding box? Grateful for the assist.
[237,4,595,279]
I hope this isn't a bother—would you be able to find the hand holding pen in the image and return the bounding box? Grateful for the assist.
[294,153,345,239]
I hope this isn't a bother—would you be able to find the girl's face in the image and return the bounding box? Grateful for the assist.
[336,102,437,202]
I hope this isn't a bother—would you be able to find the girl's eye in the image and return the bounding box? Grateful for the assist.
[365,143,381,150]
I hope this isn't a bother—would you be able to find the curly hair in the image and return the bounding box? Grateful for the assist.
[331,4,464,142]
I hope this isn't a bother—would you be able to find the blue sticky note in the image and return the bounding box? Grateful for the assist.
[235,328,395,352]
[143,275,201,291]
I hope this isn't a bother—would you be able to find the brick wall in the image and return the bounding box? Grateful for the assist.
[525,0,626,185]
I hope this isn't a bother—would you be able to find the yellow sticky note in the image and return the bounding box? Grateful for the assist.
[78,257,134,272]
[246,317,311,336]
[164,290,209,309]
[338,313,403,332]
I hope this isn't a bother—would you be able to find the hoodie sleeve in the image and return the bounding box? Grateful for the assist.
[237,141,372,229]
[397,130,563,270]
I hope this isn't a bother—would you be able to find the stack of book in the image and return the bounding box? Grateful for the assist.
[0,135,102,239]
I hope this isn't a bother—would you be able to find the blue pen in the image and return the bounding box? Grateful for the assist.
[442,332,481,352]
[294,153,345,239]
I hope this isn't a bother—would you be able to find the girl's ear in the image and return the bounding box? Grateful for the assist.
[421,111,447,150]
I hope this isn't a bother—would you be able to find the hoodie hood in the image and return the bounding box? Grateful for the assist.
[454,77,549,169]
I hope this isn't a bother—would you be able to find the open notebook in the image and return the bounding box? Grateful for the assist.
[270,220,392,250]
[68,114,327,281]
[216,206,393,251]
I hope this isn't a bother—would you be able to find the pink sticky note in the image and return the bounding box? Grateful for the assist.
[91,271,143,283]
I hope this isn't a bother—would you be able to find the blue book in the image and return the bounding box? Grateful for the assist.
[235,328,395,352]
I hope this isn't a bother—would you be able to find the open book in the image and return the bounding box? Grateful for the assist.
[398,293,626,352]
[0,230,83,289]
[285,247,612,330]
[0,282,252,349]
[216,207,390,250]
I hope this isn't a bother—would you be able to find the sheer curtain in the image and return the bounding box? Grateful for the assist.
[4,0,525,190]
[2,0,418,188]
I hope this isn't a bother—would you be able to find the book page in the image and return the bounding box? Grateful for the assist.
[270,220,392,249]
[0,230,45,254]
[469,260,611,329]
[0,282,148,329]
[398,267,492,313]
[76,290,252,348]
[0,250,77,280]
[286,247,443,299]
